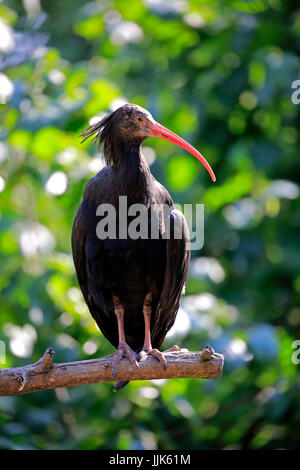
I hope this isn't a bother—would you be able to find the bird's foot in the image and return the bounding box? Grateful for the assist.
[138,348,167,370]
[112,342,139,377]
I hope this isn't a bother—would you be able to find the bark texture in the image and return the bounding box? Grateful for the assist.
[0,346,224,396]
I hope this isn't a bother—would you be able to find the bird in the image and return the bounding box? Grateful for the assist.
[72,103,215,390]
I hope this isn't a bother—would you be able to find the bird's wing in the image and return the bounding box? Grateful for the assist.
[71,201,118,348]
[151,209,191,349]
[71,203,88,304]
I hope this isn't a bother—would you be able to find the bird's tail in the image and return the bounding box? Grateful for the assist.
[114,380,130,391]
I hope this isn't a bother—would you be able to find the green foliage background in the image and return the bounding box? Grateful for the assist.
[0,0,300,450]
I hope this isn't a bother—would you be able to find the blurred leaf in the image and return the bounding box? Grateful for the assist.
[74,16,104,40]
[167,155,198,191]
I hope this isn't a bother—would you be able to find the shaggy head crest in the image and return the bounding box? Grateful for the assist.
[81,111,117,167]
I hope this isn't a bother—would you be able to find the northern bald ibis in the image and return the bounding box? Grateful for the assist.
[72,104,215,390]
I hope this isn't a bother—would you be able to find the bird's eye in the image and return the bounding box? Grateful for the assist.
[138,117,143,122]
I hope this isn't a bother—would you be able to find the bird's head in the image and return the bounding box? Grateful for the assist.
[81,103,215,182]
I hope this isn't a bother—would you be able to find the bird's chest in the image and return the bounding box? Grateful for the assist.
[83,167,168,295]
[100,237,149,298]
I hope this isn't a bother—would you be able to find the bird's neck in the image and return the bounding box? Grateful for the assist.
[115,142,151,202]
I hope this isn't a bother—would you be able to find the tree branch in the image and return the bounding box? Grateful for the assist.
[0,346,224,396]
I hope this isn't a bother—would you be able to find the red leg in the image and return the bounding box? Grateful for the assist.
[138,292,167,369]
[111,295,139,377]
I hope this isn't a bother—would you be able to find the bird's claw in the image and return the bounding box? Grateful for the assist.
[138,348,167,371]
[112,342,139,377]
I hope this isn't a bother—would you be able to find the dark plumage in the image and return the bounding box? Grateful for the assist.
[72,104,214,390]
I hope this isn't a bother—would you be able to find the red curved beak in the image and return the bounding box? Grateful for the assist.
[149,122,216,183]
